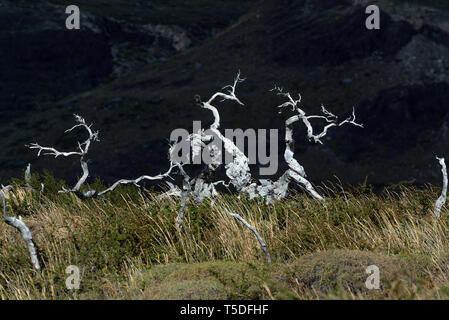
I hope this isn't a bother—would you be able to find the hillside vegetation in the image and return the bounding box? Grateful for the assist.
[2,0,449,301]
[1,174,449,299]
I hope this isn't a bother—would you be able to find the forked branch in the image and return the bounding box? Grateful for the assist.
[271,86,363,200]
[27,114,99,197]
[28,114,175,198]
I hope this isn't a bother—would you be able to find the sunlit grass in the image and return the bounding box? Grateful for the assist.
[1,176,449,299]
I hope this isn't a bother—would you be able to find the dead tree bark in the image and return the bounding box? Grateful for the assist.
[165,73,272,263]
[1,191,41,271]
[434,156,447,219]
[28,114,175,198]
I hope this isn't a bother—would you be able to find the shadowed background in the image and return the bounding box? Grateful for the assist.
[1,0,449,189]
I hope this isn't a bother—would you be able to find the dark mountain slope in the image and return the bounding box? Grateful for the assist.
[269,0,415,66]
[0,0,449,188]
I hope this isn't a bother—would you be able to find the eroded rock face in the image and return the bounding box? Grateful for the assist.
[0,0,192,121]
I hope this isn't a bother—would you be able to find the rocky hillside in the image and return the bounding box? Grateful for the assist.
[1,0,449,188]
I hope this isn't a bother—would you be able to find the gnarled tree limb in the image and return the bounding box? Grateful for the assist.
[434,156,447,219]
[197,71,252,191]
[28,114,175,199]
[97,162,176,197]
[27,114,99,198]
[267,86,363,201]
[219,202,271,264]
[1,191,40,271]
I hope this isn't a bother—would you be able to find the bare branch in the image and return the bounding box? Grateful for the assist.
[1,191,41,271]
[160,182,182,199]
[27,114,99,196]
[200,71,245,130]
[27,114,175,199]
[176,164,191,231]
[97,162,176,197]
[24,163,31,186]
[1,185,13,192]
[219,201,271,264]
[271,88,363,200]
[22,164,43,192]
[434,156,447,219]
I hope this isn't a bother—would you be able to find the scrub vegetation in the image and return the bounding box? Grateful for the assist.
[1,174,449,299]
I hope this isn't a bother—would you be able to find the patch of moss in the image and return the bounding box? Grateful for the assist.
[136,261,275,299]
[279,249,416,298]
[144,279,227,300]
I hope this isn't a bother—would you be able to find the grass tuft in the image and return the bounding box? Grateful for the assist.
[1,176,449,299]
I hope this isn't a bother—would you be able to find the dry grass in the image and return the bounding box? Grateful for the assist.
[1,179,449,299]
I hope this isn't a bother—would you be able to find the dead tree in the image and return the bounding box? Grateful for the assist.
[1,190,41,271]
[434,156,447,219]
[28,114,176,198]
[269,86,363,200]
[244,86,363,203]
[164,74,363,263]
[27,114,100,198]
[166,72,271,263]
[23,74,362,265]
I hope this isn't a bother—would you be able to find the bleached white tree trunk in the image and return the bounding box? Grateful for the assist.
[28,114,100,198]
[197,71,252,191]
[165,73,272,263]
[28,114,176,198]
[434,156,447,219]
[271,86,363,201]
[220,204,271,264]
[1,191,41,271]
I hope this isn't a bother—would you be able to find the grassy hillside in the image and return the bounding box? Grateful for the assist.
[1,175,449,299]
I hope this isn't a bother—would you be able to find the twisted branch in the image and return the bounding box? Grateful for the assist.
[219,202,271,264]
[28,114,175,198]
[1,191,41,271]
[27,114,99,197]
[97,162,176,197]
[271,86,363,200]
[197,71,252,191]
